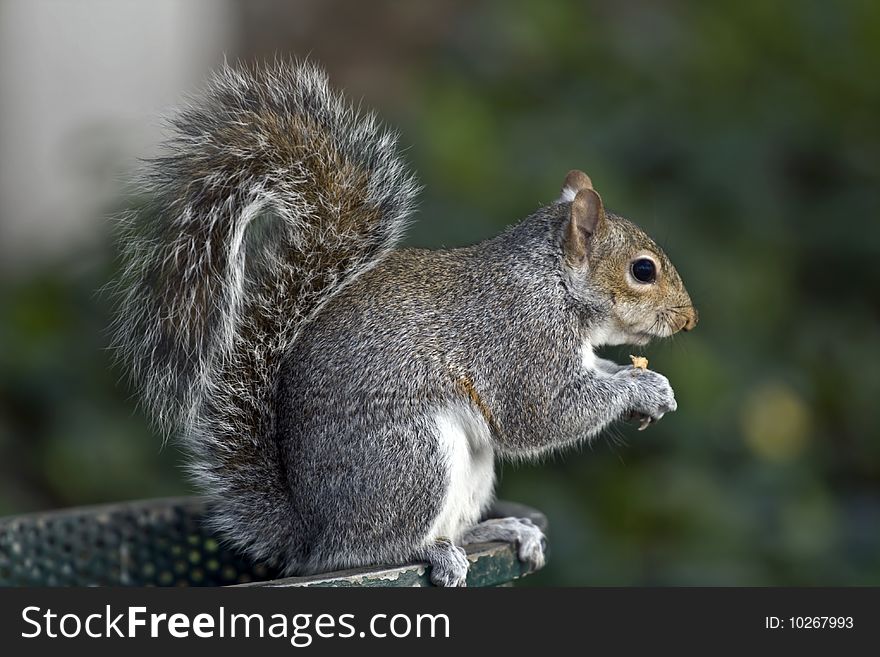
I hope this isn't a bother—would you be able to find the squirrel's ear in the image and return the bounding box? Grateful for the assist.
[564,188,605,266]
[559,170,593,202]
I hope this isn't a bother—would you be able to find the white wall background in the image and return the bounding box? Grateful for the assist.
[0,0,234,269]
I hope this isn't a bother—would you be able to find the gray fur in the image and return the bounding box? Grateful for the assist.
[113,61,693,584]
[418,539,469,587]
[461,518,546,571]
[111,61,419,567]
[273,207,677,575]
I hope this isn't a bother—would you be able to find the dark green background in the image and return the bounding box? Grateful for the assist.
[1,1,878,585]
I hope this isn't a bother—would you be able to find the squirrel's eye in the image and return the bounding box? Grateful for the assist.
[631,258,657,284]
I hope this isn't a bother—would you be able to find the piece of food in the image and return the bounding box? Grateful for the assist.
[630,355,651,429]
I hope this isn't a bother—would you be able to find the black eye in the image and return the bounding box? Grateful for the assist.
[631,258,656,283]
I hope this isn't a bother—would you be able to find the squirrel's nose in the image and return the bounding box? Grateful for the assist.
[681,308,699,332]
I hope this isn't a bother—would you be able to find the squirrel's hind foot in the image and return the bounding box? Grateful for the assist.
[420,538,469,587]
[461,517,547,572]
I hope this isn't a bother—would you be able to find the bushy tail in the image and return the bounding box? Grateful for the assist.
[112,61,419,567]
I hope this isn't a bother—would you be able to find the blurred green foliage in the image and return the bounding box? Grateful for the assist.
[1,1,879,585]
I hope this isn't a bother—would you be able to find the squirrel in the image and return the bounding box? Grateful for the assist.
[112,61,698,587]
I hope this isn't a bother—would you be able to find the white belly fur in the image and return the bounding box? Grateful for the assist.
[426,402,496,543]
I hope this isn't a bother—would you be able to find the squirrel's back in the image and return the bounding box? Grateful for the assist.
[111,61,420,568]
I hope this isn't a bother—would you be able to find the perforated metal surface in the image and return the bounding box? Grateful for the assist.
[0,497,547,587]
[0,498,279,586]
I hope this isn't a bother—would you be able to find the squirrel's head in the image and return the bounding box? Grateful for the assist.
[558,170,698,346]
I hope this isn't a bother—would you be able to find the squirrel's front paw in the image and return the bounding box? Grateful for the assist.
[621,368,677,429]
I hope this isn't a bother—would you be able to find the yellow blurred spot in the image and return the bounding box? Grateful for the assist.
[741,382,811,462]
